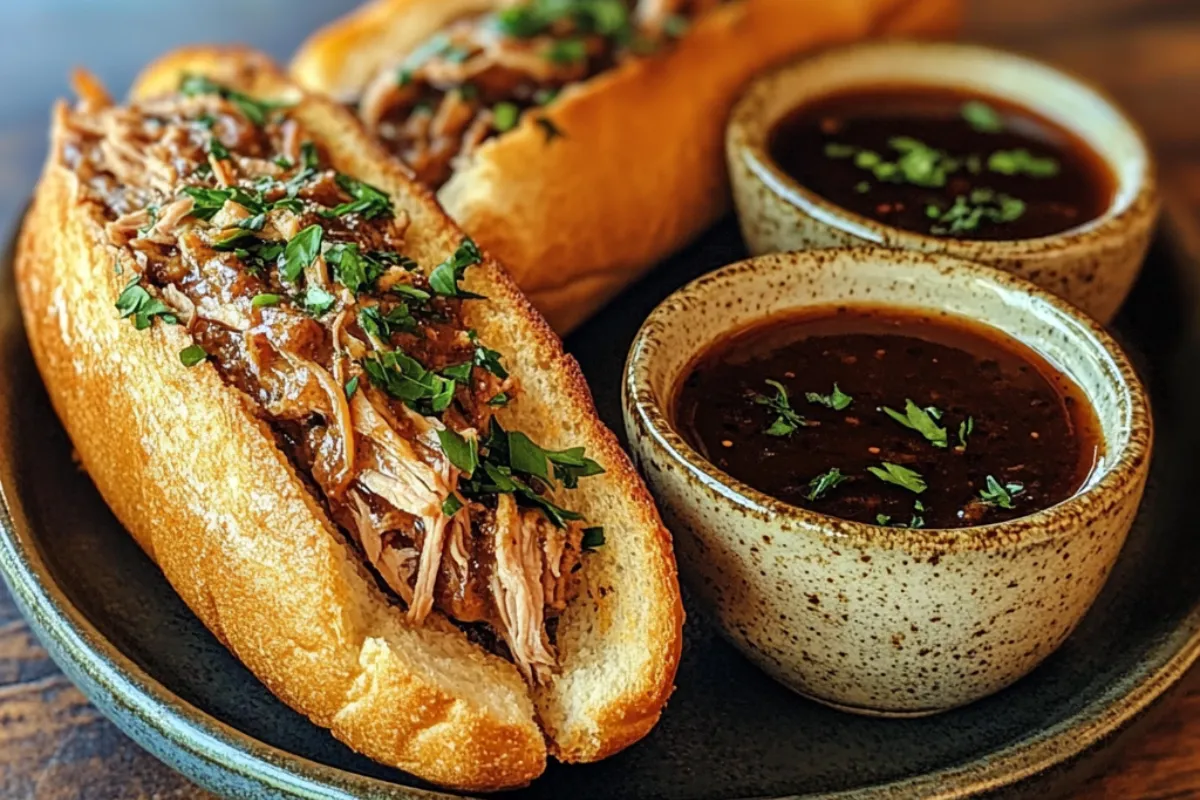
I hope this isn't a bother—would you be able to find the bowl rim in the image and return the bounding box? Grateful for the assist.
[727,39,1159,257]
[623,246,1153,552]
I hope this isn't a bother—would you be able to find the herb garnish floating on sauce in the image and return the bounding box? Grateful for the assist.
[961,100,1004,134]
[979,476,1025,509]
[116,278,177,330]
[806,384,853,410]
[805,468,848,502]
[956,417,975,452]
[868,462,927,494]
[754,379,809,436]
[926,188,1026,236]
[988,148,1060,178]
[883,399,948,448]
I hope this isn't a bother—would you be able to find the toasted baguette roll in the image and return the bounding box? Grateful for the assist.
[18,47,682,791]
[292,0,961,331]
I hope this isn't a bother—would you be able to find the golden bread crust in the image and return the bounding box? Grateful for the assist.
[19,46,682,788]
[291,0,962,331]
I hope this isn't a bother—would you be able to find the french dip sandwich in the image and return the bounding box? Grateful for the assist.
[292,0,962,330]
[17,48,682,791]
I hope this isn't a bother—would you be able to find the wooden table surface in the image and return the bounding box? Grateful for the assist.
[1,1,1199,797]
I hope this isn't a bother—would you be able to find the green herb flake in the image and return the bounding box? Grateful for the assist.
[251,293,281,308]
[753,379,808,437]
[544,37,588,64]
[344,376,360,399]
[805,468,848,502]
[956,416,975,451]
[179,74,291,126]
[824,143,857,159]
[987,148,1060,178]
[321,174,393,220]
[868,462,927,494]
[437,428,479,477]
[806,384,853,411]
[883,399,948,448]
[442,494,465,517]
[581,526,606,550]
[979,475,1025,509]
[280,224,323,283]
[301,285,337,317]
[493,101,521,133]
[115,278,177,330]
[179,344,207,367]
[662,13,690,37]
[927,188,1026,236]
[962,100,1004,134]
[429,238,485,298]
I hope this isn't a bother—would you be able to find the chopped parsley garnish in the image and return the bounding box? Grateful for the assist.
[883,399,948,448]
[437,428,480,477]
[470,334,509,379]
[362,348,457,414]
[359,304,416,340]
[806,384,852,411]
[956,416,975,451]
[442,494,465,517]
[301,285,337,317]
[179,74,290,126]
[805,468,848,502]
[236,239,285,276]
[533,87,560,106]
[207,135,230,161]
[430,238,485,298]
[455,419,604,528]
[961,100,1004,134]
[926,188,1025,236]
[581,526,606,550]
[280,224,323,282]
[321,174,393,220]
[488,392,510,407]
[179,344,207,367]
[391,282,431,301]
[115,278,177,330]
[493,101,521,133]
[753,379,808,437]
[979,476,1025,509]
[877,500,926,528]
[251,293,281,308]
[868,462,927,494]
[988,148,1060,178]
[344,376,360,399]
[494,0,631,41]
[327,242,388,294]
[545,37,588,64]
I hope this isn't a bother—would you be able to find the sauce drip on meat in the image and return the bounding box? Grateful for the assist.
[674,306,1103,529]
[355,0,728,187]
[768,86,1113,240]
[59,71,606,681]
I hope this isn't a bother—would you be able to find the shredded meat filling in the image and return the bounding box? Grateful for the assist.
[60,72,601,682]
[356,0,729,188]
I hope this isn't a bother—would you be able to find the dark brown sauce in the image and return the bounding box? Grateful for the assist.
[673,306,1103,529]
[768,86,1114,240]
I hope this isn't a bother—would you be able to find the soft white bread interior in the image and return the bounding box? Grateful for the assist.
[291,0,962,331]
[19,46,682,789]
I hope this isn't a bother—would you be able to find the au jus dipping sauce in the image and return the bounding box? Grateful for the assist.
[768,86,1114,241]
[674,306,1103,529]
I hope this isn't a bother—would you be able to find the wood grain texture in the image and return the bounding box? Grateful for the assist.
[0,0,1198,797]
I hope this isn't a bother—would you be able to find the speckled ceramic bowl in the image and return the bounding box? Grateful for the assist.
[727,41,1159,323]
[623,247,1152,716]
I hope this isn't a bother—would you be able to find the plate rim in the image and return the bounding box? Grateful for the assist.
[1,208,1199,800]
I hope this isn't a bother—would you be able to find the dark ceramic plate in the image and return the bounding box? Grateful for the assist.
[2,210,1200,800]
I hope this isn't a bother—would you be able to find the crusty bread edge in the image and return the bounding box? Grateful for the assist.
[291,0,962,331]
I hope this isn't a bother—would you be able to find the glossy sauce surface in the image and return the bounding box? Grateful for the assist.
[674,307,1103,529]
[768,86,1114,240]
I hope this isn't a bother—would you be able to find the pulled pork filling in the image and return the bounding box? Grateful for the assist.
[358,0,727,187]
[60,73,606,682]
